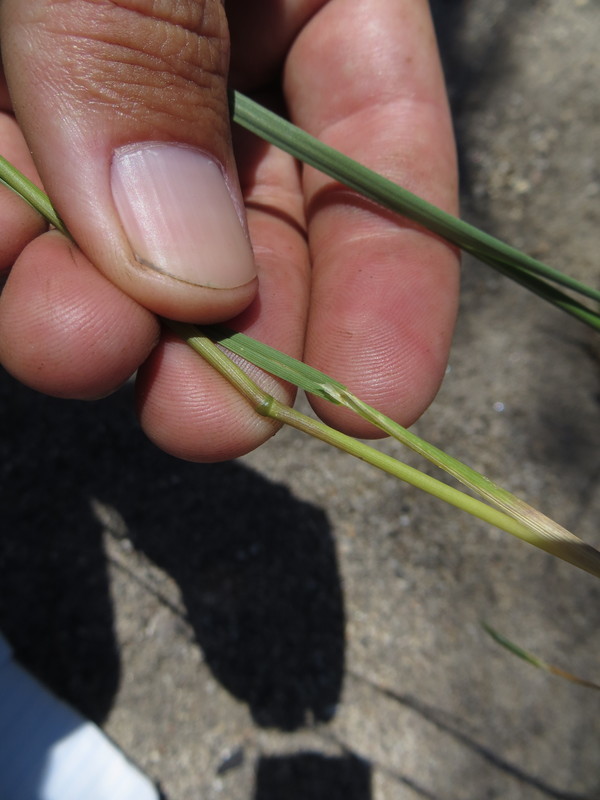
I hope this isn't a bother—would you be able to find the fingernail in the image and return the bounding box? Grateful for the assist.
[111,143,256,288]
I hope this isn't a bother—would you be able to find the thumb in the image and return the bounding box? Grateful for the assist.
[1,0,257,323]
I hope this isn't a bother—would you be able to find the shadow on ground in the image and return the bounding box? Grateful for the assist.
[0,370,344,737]
[254,753,372,800]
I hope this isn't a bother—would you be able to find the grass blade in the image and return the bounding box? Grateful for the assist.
[208,325,346,404]
[169,321,582,555]
[0,155,69,236]
[483,622,600,690]
[331,388,600,575]
[230,90,600,327]
[206,325,600,577]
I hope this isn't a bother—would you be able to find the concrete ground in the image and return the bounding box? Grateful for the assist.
[1,1,599,798]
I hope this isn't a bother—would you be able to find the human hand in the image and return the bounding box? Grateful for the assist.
[0,0,459,461]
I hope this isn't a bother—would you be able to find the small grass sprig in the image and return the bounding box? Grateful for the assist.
[483,622,600,690]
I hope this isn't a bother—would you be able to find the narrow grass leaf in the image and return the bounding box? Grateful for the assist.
[169,324,573,550]
[207,325,600,577]
[483,622,600,690]
[333,389,600,576]
[230,90,600,328]
[0,155,69,236]
[208,325,346,403]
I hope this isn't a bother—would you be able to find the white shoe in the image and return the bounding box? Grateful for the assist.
[0,634,159,800]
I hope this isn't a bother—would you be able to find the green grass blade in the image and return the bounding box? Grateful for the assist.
[333,389,600,572]
[230,90,600,319]
[0,155,69,236]
[168,322,573,551]
[208,325,346,403]
[2,110,600,330]
[475,251,600,330]
[482,622,600,689]
[206,325,600,577]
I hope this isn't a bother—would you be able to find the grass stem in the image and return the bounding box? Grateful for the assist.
[207,326,600,578]
[171,322,594,571]
[0,155,69,236]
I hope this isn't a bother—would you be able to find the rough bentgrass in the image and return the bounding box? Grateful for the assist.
[0,91,599,582]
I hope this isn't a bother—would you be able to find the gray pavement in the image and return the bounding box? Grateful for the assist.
[1,1,599,798]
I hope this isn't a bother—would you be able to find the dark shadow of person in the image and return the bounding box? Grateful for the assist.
[254,753,372,800]
[0,367,345,734]
[121,455,345,732]
[0,373,121,724]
